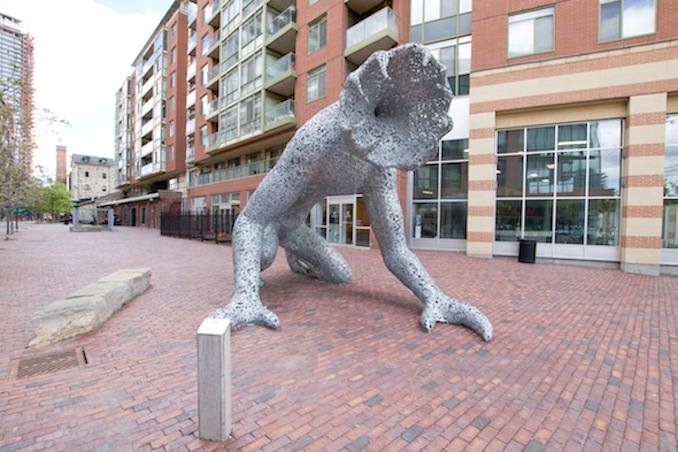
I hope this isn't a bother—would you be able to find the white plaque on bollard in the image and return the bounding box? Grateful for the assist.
[197,317,231,441]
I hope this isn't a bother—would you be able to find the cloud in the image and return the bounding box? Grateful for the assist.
[0,0,163,177]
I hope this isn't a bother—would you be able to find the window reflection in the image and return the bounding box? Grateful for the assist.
[524,200,553,243]
[589,150,621,196]
[440,203,467,239]
[526,153,555,196]
[495,200,521,242]
[556,199,585,244]
[588,199,619,246]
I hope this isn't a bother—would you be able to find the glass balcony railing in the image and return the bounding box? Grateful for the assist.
[207,64,222,84]
[265,99,294,126]
[188,33,197,53]
[187,144,195,162]
[205,98,220,117]
[265,52,295,82]
[267,6,296,36]
[141,120,153,137]
[141,160,166,177]
[345,7,398,50]
[204,0,221,23]
[202,30,220,56]
[188,157,280,187]
[186,118,196,135]
[187,90,196,107]
[187,61,196,80]
[141,140,154,157]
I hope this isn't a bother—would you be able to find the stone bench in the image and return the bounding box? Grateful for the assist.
[29,268,151,348]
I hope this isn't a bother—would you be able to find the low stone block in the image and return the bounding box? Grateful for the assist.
[29,268,151,348]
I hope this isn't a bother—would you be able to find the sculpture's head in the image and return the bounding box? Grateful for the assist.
[339,43,453,170]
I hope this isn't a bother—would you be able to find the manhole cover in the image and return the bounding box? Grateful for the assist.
[8,346,88,379]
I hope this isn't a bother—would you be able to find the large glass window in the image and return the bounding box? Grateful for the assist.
[307,65,326,103]
[412,139,468,240]
[664,115,678,248]
[240,51,263,96]
[410,0,472,44]
[508,7,554,58]
[429,40,471,95]
[599,0,656,42]
[308,15,327,54]
[496,120,623,246]
[239,94,262,135]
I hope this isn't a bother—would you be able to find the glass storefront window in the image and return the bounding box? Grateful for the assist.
[441,138,468,160]
[497,129,524,154]
[413,203,438,239]
[588,199,620,246]
[589,150,621,196]
[526,126,555,152]
[664,199,678,249]
[413,165,439,199]
[664,115,678,248]
[557,151,587,196]
[526,152,555,196]
[495,200,522,242]
[555,199,585,244]
[440,202,467,239]
[590,120,622,149]
[524,199,553,243]
[441,162,468,199]
[558,123,587,149]
[497,155,523,197]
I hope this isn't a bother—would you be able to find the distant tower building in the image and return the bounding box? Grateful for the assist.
[0,12,34,175]
[56,145,67,185]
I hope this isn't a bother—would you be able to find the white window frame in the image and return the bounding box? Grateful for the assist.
[508,7,554,58]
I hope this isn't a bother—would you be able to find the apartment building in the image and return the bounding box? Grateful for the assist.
[466,0,678,275]
[114,0,678,274]
[0,12,34,176]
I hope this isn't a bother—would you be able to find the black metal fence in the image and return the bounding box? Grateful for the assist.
[160,212,237,243]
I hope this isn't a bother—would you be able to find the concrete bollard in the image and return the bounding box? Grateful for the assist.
[197,317,232,441]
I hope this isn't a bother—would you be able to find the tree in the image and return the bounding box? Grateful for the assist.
[37,182,72,221]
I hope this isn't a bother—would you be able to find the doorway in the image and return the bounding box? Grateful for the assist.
[327,200,354,245]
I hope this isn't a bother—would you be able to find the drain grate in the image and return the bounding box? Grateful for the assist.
[9,346,88,379]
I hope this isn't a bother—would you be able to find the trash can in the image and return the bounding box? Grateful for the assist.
[518,239,537,264]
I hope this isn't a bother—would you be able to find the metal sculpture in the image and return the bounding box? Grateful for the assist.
[210,43,493,341]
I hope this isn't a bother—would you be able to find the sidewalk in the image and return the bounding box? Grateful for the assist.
[0,222,677,451]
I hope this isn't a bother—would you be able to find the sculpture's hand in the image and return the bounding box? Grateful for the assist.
[420,294,493,342]
[209,293,280,330]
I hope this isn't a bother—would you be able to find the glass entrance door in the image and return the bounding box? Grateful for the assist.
[327,201,354,245]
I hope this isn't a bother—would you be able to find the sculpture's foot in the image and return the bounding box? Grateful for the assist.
[420,295,493,341]
[209,298,280,330]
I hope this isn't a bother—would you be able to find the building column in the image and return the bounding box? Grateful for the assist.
[467,111,496,258]
[621,93,667,275]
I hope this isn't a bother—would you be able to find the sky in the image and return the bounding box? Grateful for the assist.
[0,0,173,180]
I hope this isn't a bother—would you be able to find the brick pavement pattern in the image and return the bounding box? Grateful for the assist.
[0,222,677,451]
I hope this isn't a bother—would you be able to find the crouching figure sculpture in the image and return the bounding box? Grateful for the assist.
[210,43,493,341]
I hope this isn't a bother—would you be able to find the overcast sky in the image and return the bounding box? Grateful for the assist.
[0,0,173,179]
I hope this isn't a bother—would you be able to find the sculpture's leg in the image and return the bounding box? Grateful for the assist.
[209,214,280,329]
[280,224,353,285]
[364,171,493,341]
[261,224,278,272]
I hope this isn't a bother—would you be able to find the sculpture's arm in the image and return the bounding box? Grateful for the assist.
[364,169,493,340]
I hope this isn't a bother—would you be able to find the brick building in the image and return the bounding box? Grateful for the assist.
[114,0,678,274]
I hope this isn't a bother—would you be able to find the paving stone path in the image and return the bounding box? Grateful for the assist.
[1,222,677,451]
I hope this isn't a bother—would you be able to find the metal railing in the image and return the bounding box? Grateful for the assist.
[189,157,279,187]
[161,211,237,243]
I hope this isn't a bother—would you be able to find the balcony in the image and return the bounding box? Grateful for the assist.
[187,144,195,163]
[188,156,280,187]
[344,0,385,15]
[188,32,197,55]
[345,7,399,65]
[187,4,197,29]
[141,140,154,157]
[141,97,154,117]
[265,53,296,97]
[141,76,154,97]
[205,0,221,28]
[202,30,221,59]
[205,98,220,121]
[186,118,196,136]
[266,7,297,55]
[267,0,294,14]
[264,98,295,131]
[187,60,196,81]
[206,64,221,92]
[140,160,166,178]
[187,89,196,108]
[141,120,154,138]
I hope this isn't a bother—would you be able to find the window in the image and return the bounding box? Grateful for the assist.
[85,171,89,177]
[169,121,174,137]
[170,47,176,65]
[307,65,326,103]
[240,51,263,95]
[223,0,239,35]
[412,139,469,240]
[430,40,471,95]
[664,115,678,249]
[223,68,239,105]
[102,186,107,192]
[102,172,107,179]
[508,7,554,57]
[599,0,656,42]
[168,145,174,161]
[496,120,623,246]
[169,72,175,88]
[308,15,327,54]
[169,96,175,113]
[223,32,239,68]
[201,95,209,117]
[410,0,472,43]
[200,125,208,146]
[201,65,209,86]
[171,23,176,41]
[309,0,319,5]
[240,94,262,135]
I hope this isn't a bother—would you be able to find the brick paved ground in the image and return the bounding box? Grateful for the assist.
[1,222,677,451]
